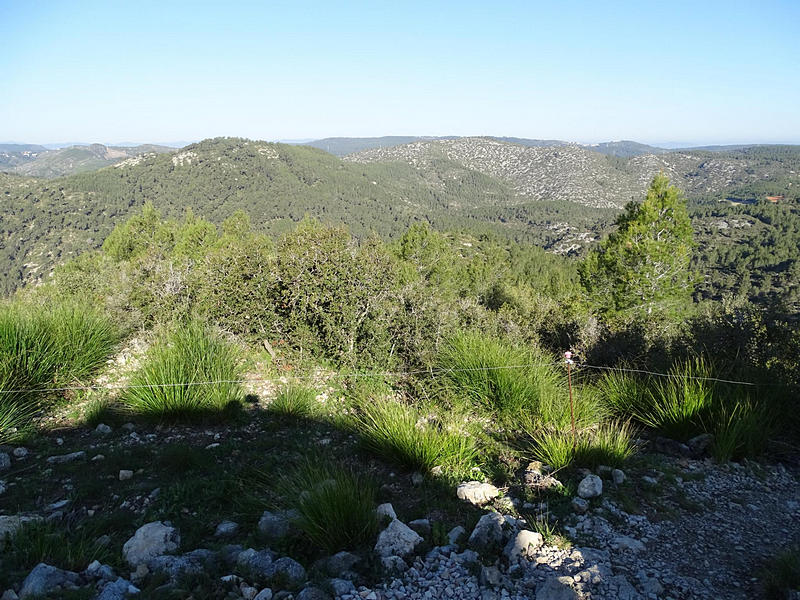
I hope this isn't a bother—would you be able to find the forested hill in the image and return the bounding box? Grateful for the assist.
[0,137,615,295]
[2,136,799,306]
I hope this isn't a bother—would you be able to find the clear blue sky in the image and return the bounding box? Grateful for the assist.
[2,0,799,146]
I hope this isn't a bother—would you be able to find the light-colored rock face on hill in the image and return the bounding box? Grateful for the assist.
[346,137,635,209]
[347,137,787,209]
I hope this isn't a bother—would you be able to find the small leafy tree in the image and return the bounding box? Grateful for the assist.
[580,174,695,317]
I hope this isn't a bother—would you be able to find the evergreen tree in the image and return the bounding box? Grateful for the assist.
[579,173,695,317]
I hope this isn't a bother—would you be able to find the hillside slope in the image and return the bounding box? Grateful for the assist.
[2,143,175,178]
[347,138,800,208]
[2,137,614,294]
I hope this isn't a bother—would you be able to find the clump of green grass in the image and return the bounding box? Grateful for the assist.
[439,332,599,429]
[596,368,651,418]
[762,545,800,600]
[269,385,318,418]
[1,519,114,586]
[122,321,243,418]
[352,397,480,479]
[599,359,714,441]
[710,396,772,462]
[0,302,119,441]
[529,420,637,469]
[279,462,378,554]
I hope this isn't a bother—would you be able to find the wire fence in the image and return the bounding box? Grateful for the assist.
[0,357,792,396]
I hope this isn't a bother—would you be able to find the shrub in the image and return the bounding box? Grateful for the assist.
[269,385,318,418]
[530,420,637,469]
[279,462,378,554]
[46,304,121,382]
[122,321,243,418]
[352,398,480,479]
[600,359,714,441]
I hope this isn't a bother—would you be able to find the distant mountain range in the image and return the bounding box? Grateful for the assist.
[302,136,771,158]
[1,136,798,297]
[0,143,175,178]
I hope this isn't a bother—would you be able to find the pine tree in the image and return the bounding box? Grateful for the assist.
[579,173,695,317]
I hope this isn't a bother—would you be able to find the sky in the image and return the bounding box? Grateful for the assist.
[2,0,799,146]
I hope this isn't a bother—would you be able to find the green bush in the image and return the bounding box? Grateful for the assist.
[279,462,378,554]
[352,397,480,479]
[269,385,318,418]
[122,321,243,418]
[530,420,637,469]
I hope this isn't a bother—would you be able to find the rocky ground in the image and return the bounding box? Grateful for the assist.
[1,412,798,600]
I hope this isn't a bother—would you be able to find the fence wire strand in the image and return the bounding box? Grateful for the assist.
[0,358,790,396]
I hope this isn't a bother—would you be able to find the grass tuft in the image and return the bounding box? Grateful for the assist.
[762,545,800,600]
[0,301,119,441]
[710,395,773,462]
[439,332,603,429]
[122,320,243,418]
[352,397,480,479]
[269,385,318,418]
[279,462,378,554]
[529,420,637,469]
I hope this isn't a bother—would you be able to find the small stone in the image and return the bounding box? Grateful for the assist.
[504,530,543,561]
[411,472,424,486]
[46,451,85,464]
[254,589,273,600]
[95,423,112,435]
[468,512,505,554]
[122,521,180,567]
[46,499,70,512]
[408,518,431,537]
[686,433,713,456]
[18,563,80,599]
[611,536,646,553]
[447,526,466,545]
[1,590,19,600]
[641,476,659,487]
[241,586,259,600]
[612,469,625,485]
[376,503,397,521]
[215,520,239,537]
[122,423,136,431]
[374,519,423,558]
[92,454,105,461]
[13,447,28,458]
[119,470,133,481]
[571,497,589,514]
[577,474,603,499]
[535,576,578,600]
[456,481,500,506]
[258,510,293,540]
